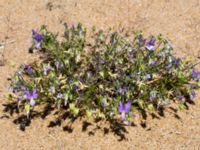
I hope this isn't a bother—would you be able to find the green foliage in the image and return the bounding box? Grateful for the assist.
[8,23,200,124]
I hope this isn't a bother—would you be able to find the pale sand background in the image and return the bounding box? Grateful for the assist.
[0,0,200,149]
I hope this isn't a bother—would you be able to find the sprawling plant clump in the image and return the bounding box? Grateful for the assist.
[8,23,200,125]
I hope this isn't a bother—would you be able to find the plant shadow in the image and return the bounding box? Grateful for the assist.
[1,101,188,140]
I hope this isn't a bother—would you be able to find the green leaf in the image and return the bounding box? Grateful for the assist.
[75,54,81,63]
[69,103,79,115]
[99,84,104,89]
[86,110,92,118]
[147,104,154,112]
[64,93,69,100]
[137,100,143,109]
[179,103,186,110]
[69,103,75,110]
[197,81,200,87]
[108,72,117,78]
[25,103,30,114]
[73,108,79,115]
[99,71,105,78]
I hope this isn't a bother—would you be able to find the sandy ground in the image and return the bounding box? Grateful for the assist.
[1,0,200,149]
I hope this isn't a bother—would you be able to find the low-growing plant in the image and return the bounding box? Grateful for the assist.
[7,23,200,125]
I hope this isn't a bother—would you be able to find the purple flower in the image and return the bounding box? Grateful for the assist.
[116,87,128,95]
[69,80,73,84]
[17,97,22,101]
[189,91,196,101]
[76,99,81,105]
[24,65,31,70]
[101,99,107,108]
[73,85,79,92]
[25,89,38,100]
[99,60,105,65]
[32,30,43,42]
[149,91,156,101]
[32,30,44,49]
[178,95,184,101]
[138,36,146,46]
[191,69,199,80]
[24,89,38,106]
[173,58,181,66]
[150,60,157,65]
[157,53,165,59]
[144,74,152,80]
[24,65,32,74]
[30,99,36,106]
[57,93,63,99]
[43,65,51,75]
[20,86,27,91]
[118,101,131,120]
[165,63,172,69]
[146,38,156,51]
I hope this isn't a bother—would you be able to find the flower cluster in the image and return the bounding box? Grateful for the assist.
[8,23,200,124]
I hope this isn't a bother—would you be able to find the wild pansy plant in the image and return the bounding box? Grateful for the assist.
[8,23,200,125]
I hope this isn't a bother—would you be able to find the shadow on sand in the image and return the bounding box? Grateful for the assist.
[2,100,194,141]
